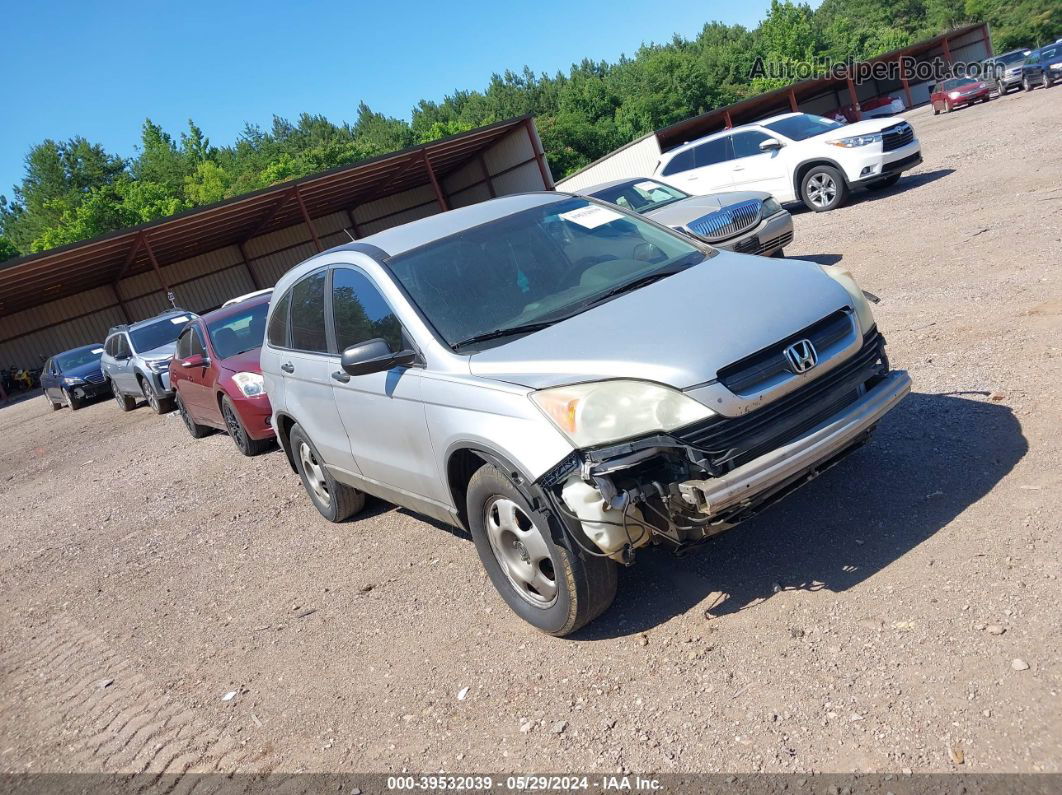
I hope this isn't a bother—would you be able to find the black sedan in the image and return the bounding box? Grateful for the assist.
[41,344,109,411]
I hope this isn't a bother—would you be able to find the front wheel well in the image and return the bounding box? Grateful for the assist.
[793,159,848,198]
[447,449,489,531]
[274,412,298,472]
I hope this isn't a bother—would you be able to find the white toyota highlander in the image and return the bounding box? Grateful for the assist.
[653,112,922,212]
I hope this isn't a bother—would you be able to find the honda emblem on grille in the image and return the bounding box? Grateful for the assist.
[784,339,818,374]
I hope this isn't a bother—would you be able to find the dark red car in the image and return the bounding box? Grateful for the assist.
[931,77,991,114]
[169,293,275,456]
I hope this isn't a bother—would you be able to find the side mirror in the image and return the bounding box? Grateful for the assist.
[759,138,783,151]
[180,354,208,368]
[340,338,416,376]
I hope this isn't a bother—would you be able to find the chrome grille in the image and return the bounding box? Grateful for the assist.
[882,122,914,152]
[687,199,762,242]
[83,371,106,384]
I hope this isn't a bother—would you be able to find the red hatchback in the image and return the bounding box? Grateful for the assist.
[169,293,275,456]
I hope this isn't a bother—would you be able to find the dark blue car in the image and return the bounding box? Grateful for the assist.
[1022,43,1061,90]
[40,343,108,411]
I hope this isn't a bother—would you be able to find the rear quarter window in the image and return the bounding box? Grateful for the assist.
[267,289,292,348]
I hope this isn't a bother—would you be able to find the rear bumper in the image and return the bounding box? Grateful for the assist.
[714,211,794,256]
[678,370,910,517]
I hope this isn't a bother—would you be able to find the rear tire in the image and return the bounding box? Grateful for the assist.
[111,380,136,412]
[466,464,618,636]
[289,423,365,522]
[176,393,212,439]
[800,165,848,212]
[222,396,271,457]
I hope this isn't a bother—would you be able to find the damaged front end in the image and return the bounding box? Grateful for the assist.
[537,329,908,562]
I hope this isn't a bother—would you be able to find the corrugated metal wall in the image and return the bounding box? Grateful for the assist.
[0,124,549,369]
[554,134,662,193]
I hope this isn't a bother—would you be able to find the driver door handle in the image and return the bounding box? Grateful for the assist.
[280,362,295,374]
[331,370,350,383]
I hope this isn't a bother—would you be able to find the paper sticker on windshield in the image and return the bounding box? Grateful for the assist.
[169,315,191,324]
[634,181,660,192]
[560,205,624,229]
[91,348,104,354]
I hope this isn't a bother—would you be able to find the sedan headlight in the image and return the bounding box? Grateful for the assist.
[530,380,715,448]
[62,376,85,385]
[232,371,266,398]
[819,264,875,334]
[948,90,962,99]
[762,197,782,216]
[827,132,882,148]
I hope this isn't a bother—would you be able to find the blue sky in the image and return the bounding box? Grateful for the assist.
[2,0,793,197]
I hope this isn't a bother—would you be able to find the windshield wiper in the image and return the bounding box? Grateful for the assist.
[583,258,701,308]
[450,321,556,351]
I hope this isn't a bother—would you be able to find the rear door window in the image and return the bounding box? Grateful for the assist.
[694,136,732,167]
[288,271,328,353]
[660,148,694,176]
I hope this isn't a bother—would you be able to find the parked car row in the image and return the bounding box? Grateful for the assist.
[38,182,911,637]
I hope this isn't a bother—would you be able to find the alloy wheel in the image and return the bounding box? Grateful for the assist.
[112,382,124,408]
[298,441,330,506]
[223,403,247,451]
[806,173,837,209]
[483,497,558,608]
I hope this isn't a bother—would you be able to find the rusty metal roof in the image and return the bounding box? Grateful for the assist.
[0,116,532,317]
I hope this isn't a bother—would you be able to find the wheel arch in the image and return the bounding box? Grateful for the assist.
[273,411,299,472]
[445,443,539,533]
[793,157,850,199]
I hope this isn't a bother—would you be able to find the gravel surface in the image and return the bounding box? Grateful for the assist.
[0,88,1059,778]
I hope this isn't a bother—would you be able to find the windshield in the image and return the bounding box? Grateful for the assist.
[207,301,269,359]
[129,315,191,353]
[388,198,708,350]
[996,51,1027,65]
[587,180,688,213]
[763,113,844,141]
[56,345,103,371]
[954,77,981,88]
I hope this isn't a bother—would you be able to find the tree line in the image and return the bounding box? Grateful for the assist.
[1,0,1057,260]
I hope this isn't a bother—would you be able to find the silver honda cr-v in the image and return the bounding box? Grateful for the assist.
[261,193,910,636]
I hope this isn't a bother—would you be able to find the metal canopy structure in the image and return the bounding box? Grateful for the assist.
[655,24,990,151]
[0,115,551,319]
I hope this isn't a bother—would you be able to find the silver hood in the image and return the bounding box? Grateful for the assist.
[646,191,771,228]
[139,342,178,361]
[468,251,853,390]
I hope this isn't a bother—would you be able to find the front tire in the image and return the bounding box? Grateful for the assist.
[111,380,136,412]
[1024,77,1033,92]
[801,165,848,212]
[466,464,617,636]
[64,389,82,411]
[222,396,271,457]
[47,393,62,411]
[289,423,365,522]
[140,377,173,415]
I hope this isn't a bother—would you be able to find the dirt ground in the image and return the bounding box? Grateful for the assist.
[1,87,1059,781]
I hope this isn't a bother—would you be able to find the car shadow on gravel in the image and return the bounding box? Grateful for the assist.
[788,169,955,215]
[574,392,1027,640]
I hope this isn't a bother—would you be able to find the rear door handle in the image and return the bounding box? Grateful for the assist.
[281,362,295,374]
[331,370,350,383]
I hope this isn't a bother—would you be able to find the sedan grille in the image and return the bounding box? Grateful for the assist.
[882,122,914,152]
[673,329,885,473]
[687,200,762,242]
[83,372,106,384]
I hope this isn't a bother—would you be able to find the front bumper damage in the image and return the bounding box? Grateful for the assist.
[539,332,910,562]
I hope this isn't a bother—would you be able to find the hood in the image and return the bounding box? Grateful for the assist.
[139,342,177,361]
[62,360,103,380]
[647,191,771,228]
[824,117,908,137]
[218,347,263,374]
[468,251,853,390]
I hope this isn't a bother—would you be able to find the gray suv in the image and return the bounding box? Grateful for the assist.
[102,309,197,414]
[261,193,910,636]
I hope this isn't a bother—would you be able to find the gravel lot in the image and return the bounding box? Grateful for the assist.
[1,88,1059,779]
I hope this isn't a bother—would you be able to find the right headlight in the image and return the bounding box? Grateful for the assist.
[819,264,875,334]
[530,380,715,449]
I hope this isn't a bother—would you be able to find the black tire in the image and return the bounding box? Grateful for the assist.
[800,164,848,212]
[933,104,940,115]
[176,393,212,439]
[64,389,82,411]
[139,377,173,415]
[47,393,62,411]
[111,380,136,412]
[1024,77,1033,92]
[867,174,901,190]
[1043,73,1052,89]
[466,464,618,636]
[289,422,365,522]
[770,248,785,258]
[997,80,1006,96]
[222,396,271,457]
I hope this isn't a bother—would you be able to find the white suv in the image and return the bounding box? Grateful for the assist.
[654,112,922,212]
